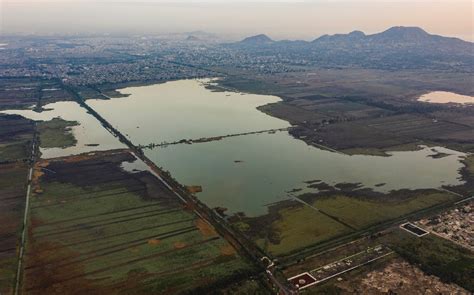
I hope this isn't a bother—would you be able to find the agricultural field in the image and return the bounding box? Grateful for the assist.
[0,78,72,111]
[214,69,474,264]
[22,151,255,294]
[217,69,474,104]
[0,79,41,110]
[236,188,459,258]
[0,114,34,163]
[0,162,28,294]
[0,114,34,293]
[217,69,474,154]
[253,203,352,257]
[259,97,392,126]
[287,112,473,154]
[308,191,457,230]
[0,70,472,294]
[291,120,417,152]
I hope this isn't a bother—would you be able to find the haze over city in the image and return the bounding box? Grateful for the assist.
[1,0,473,41]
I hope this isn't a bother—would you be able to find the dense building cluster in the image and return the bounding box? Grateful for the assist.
[418,201,473,250]
[0,36,297,86]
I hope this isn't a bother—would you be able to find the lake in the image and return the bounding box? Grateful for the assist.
[87,79,466,216]
[1,101,125,158]
[418,91,474,105]
[89,79,289,145]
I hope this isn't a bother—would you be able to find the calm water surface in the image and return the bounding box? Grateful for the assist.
[2,80,466,216]
[418,91,474,105]
[88,79,466,216]
[1,101,125,158]
[88,79,289,144]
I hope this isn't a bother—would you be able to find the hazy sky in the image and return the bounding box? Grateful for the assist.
[1,1,473,41]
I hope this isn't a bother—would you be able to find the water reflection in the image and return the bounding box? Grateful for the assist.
[1,101,125,158]
[87,79,466,216]
[88,79,289,144]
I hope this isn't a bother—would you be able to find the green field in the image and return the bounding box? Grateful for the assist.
[0,114,34,163]
[249,189,458,257]
[0,163,28,294]
[313,192,456,229]
[23,153,255,294]
[463,154,474,176]
[37,118,78,149]
[257,205,351,256]
[0,141,30,162]
[0,115,34,294]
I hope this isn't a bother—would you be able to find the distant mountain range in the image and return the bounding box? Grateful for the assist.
[232,27,473,71]
[238,26,471,48]
[239,34,274,44]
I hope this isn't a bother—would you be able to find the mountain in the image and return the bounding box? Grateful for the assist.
[168,31,220,42]
[185,35,201,42]
[312,26,469,46]
[239,34,274,45]
[314,30,366,43]
[234,26,471,49]
[229,27,473,71]
[369,26,431,43]
[314,27,432,43]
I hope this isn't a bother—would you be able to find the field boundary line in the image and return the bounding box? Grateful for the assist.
[34,208,182,238]
[34,201,168,227]
[438,188,465,199]
[25,236,220,291]
[14,123,37,295]
[26,226,199,271]
[291,196,357,230]
[36,217,195,253]
[30,187,146,209]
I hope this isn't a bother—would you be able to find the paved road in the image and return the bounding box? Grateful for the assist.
[14,126,37,295]
[64,86,295,294]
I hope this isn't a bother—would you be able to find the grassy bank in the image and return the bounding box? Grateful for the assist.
[313,192,456,229]
[245,188,458,258]
[37,118,78,149]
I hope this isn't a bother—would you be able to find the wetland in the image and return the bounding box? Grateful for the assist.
[2,79,470,256]
[86,79,467,217]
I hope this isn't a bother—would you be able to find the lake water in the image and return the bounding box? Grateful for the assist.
[418,91,474,105]
[87,79,466,217]
[1,101,125,158]
[88,79,289,145]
